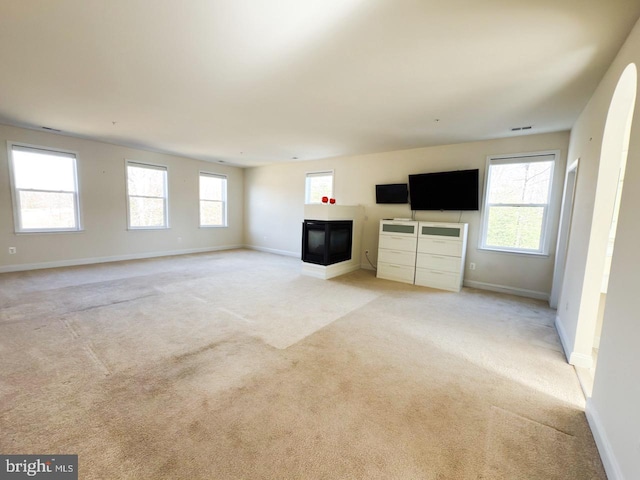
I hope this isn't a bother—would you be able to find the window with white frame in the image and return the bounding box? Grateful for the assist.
[305,171,333,204]
[480,152,557,254]
[126,161,168,229]
[8,143,81,233]
[199,172,227,227]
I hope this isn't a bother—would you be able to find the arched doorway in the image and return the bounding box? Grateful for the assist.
[570,63,636,394]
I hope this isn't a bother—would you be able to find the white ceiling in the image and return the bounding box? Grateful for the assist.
[1,0,639,167]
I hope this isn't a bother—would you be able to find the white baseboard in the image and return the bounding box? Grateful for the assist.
[585,398,624,480]
[555,314,573,364]
[463,279,550,301]
[569,351,594,368]
[554,314,594,368]
[0,245,243,273]
[244,245,300,258]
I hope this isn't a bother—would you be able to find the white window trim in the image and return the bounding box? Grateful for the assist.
[7,141,83,234]
[199,171,228,228]
[478,150,560,256]
[305,170,334,204]
[125,159,169,230]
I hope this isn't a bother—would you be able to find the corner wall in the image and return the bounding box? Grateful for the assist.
[556,17,640,480]
[244,132,569,297]
[0,124,244,271]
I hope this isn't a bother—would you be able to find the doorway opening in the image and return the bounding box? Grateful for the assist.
[550,159,579,310]
[572,63,636,395]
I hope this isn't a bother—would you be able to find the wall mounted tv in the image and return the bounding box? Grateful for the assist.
[408,169,479,211]
[375,183,409,204]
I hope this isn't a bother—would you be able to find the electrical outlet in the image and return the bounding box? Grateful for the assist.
[469,262,476,270]
[8,247,16,254]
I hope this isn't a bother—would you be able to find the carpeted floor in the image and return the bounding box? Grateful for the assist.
[0,249,605,479]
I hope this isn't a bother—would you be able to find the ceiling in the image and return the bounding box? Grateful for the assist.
[1,0,639,167]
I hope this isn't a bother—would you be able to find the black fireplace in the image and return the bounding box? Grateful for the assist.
[302,220,353,266]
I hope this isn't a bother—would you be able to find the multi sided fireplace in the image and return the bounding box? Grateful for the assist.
[302,220,353,266]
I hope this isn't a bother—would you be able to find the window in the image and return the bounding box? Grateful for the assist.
[126,161,168,229]
[8,143,81,233]
[199,172,227,227]
[480,152,557,255]
[305,171,334,204]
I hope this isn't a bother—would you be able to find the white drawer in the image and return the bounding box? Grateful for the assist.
[379,221,418,237]
[418,224,464,240]
[415,268,461,292]
[416,253,462,273]
[378,249,416,267]
[379,235,417,252]
[417,238,463,257]
[377,262,415,284]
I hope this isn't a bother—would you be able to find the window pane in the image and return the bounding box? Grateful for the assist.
[200,200,223,226]
[19,191,76,229]
[486,206,544,250]
[129,197,166,227]
[127,165,166,197]
[307,175,333,203]
[13,149,76,191]
[488,161,553,204]
[200,175,224,201]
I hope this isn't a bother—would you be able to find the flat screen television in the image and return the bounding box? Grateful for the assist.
[375,183,408,204]
[408,169,479,210]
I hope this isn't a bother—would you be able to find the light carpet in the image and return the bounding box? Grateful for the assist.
[0,249,605,479]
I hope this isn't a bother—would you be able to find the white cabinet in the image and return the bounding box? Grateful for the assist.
[376,220,418,284]
[414,222,468,292]
[376,220,468,292]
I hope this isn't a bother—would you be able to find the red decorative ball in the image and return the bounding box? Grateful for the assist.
[321,196,329,203]
[329,198,336,204]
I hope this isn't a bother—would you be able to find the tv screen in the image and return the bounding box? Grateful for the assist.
[408,169,479,210]
[375,183,408,204]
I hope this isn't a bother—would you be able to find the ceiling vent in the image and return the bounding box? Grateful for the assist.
[511,126,533,131]
[41,126,61,132]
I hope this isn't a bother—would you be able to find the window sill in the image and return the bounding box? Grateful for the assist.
[16,229,84,235]
[199,225,228,229]
[478,246,549,258]
[127,227,170,231]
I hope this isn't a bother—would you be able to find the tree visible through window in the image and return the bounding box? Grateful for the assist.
[200,173,227,227]
[481,154,556,254]
[126,162,168,228]
[9,144,81,232]
[305,171,333,204]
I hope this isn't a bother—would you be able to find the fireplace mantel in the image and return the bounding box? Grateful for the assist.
[303,204,363,222]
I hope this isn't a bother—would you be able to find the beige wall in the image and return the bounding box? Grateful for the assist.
[244,132,569,297]
[0,124,243,271]
[556,17,640,480]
